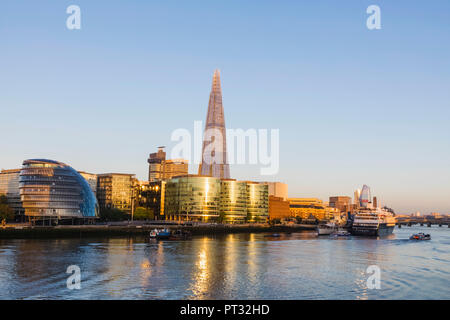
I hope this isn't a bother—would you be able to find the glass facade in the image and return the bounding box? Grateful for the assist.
[97,173,136,213]
[137,181,166,219]
[166,176,221,222]
[165,176,268,223]
[245,182,269,223]
[359,185,372,208]
[198,70,231,179]
[78,171,98,196]
[148,147,188,182]
[19,159,99,220]
[220,180,247,223]
[0,169,24,218]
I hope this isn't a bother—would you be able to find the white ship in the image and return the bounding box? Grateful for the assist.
[350,185,397,236]
[351,207,396,236]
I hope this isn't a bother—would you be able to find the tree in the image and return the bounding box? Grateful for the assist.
[133,207,154,220]
[99,208,128,221]
[0,195,15,222]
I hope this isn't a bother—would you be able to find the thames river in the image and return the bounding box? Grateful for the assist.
[0,226,449,300]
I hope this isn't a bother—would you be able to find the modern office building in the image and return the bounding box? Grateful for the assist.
[97,173,136,213]
[78,171,98,195]
[359,185,372,208]
[0,169,24,219]
[373,196,378,209]
[329,196,352,213]
[137,180,166,219]
[220,179,248,223]
[165,175,221,222]
[198,70,231,179]
[245,181,269,223]
[147,146,188,182]
[165,175,268,223]
[18,159,98,224]
[354,189,361,205]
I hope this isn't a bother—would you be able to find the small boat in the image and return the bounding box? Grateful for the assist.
[149,228,171,240]
[149,229,158,239]
[331,230,351,237]
[410,233,431,241]
[317,222,337,236]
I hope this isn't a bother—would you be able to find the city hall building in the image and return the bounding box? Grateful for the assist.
[19,159,99,224]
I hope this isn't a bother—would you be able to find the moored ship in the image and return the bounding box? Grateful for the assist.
[351,207,396,236]
[350,184,396,236]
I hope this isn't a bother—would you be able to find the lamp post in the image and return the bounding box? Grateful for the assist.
[131,182,136,222]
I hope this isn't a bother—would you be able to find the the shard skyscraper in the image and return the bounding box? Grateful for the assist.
[198,69,231,179]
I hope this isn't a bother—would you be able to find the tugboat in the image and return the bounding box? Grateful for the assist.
[410,233,431,241]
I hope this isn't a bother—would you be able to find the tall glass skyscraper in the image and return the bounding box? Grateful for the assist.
[359,185,372,208]
[198,69,231,179]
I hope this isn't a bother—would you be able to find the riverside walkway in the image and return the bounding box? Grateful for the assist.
[0,222,317,239]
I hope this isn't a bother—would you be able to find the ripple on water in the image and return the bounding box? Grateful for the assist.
[0,230,449,300]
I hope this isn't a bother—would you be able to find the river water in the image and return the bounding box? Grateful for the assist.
[0,226,449,300]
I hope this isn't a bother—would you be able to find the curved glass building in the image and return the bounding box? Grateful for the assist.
[220,179,247,223]
[19,159,98,222]
[165,175,221,222]
[245,182,269,223]
[165,175,268,223]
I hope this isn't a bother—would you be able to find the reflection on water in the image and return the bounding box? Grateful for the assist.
[190,238,210,298]
[0,226,449,300]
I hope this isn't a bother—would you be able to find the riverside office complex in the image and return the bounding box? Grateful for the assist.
[0,70,275,224]
[0,70,353,225]
[0,70,350,225]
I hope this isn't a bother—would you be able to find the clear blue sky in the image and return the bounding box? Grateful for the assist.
[1,1,449,214]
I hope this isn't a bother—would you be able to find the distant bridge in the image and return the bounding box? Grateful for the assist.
[396,217,450,228]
